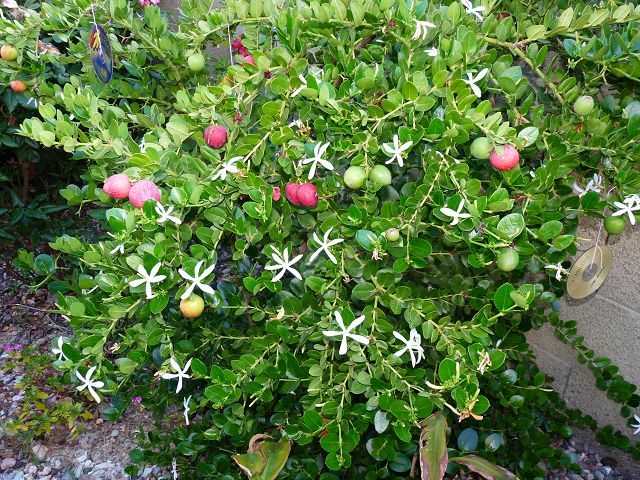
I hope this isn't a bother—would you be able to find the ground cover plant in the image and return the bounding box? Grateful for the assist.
[3,0,640,478]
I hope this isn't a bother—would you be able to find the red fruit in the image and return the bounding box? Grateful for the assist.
[496,12,510,19]
[243,55,256,66]
[129,180,160,208]
[272,187,281,202]
[489,145,520,171]
[297,183,318,208]
[237,46,249,56]
[264,71,272,79]
[231,37,244,52]
[233,111,243,122]
[103,173,132,199]
[285,183,301,206]
[10,80,26,93]
[204,125,228,149]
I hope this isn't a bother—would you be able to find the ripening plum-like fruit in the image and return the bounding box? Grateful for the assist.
[285,183,301,206]
[489,145,520,171]
[1,44,18,61]
[470,137,492,159]
[9,80,26,93]
[272,187,281,202]
[385,228,400,242]
[369,165,392,186]
[344,166,367,189]
[604,216,626,235]
[204,125,228,149]
[180,294,205,318]
[188,53,205,72]
[103,173,132,199]
[496,248,519,272]
[243,55,256,66]
[573,95,595,116]
[129,180,161,208]
[297,183,318,207]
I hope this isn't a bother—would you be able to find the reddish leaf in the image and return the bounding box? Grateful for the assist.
[450,455,515,480]
[419,412,448,480]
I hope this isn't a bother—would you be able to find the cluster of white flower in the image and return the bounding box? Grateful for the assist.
[611,193,640,225]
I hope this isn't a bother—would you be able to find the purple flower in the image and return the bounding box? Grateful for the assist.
[132,396,142,405]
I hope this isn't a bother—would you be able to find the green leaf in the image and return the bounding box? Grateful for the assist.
[449,455,515,480]
[355,229,377,251]
[438,358,457,382]
[33,254,55,275]
[538,220,562,240]
[493,283,516,311]
[418,412,448,480]
[352,282,376,301]
[496,213,525,240]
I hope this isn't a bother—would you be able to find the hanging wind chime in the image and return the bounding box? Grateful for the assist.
[88,5,113,84]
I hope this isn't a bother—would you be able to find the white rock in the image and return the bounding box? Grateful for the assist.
[1,457,16,470]
[31,444,48,461]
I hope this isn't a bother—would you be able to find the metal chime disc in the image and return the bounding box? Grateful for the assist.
[89,24,113,84]
[566,246,613,299]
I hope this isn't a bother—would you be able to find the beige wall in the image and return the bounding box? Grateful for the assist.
[528,217,640,433]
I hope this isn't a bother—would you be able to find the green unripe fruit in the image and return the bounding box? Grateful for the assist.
[369,165,392,186]
[188,53,206,72]
[573,95,594,116]
[496,248,519,272]
[385,228,400,241]
[604,216,626,235]
[470,137,492,159]
[344,166,367,189]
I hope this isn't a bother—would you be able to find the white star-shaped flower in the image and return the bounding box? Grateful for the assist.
[178,260,216,300]
[52,337,68,361]
[291,74,307,97]
[463,68,489,98]
[425,47,438,57]
[288,119,304,128]
[183,395,192,426]
[212,156,241,181]
[155,203,182,225]
[440,198,472,226]
[129,262,166,299]
[308,227,344,264]
[264,246,303,282]
[301,142,333,180]
[110,243,125,255]
[322,311,369,355]
[392,329,424,367]
[382,134,413,167]
[545,262,570,281]
[461,0,485,21]
[160,358,192,394]
[412,20,436,41]
[76,365,105,403]
[611,194,640,225]
[573,173,602,198]
[632,414,640,435]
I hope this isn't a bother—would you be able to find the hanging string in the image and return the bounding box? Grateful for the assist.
[227,25,233,65]
[90,3,97,27]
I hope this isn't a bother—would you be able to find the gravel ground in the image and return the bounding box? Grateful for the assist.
[1,256,638,480]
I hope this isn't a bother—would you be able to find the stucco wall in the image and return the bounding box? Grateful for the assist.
[528,217,640,433]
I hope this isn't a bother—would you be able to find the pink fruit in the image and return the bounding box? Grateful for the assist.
[231,37,244,52]
[129,180,160,208]
[285,183,301,206]
[204,125,227,149]
[10,80,26,93]
[297,183,318,208]
[243,55,255,66]
[103,173,131,199]
[272,187,281,202]
[489,145,520,171]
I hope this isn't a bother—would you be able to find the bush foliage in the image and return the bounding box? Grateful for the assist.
[3,0,640,478]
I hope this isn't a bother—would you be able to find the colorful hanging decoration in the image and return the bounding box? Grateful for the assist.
[89,23,113,84]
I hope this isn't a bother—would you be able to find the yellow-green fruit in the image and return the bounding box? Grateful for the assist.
[496,248,519,272]
[344,166,367,189]
[604,216,625,235]
[369,165,392,186]
[573,95,594,116]
[180,294,205,318]
[470,137,492,159]
[1,44,18,61]
[385,228,400,241]
[188,53,205,72]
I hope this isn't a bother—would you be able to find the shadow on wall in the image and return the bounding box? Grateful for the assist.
[528,216,640,434]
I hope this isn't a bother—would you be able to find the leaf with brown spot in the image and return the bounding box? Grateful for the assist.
[419,412,448,480]
[450,455,516,480]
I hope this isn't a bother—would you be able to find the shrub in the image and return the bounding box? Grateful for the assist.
[5,0,640,477]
